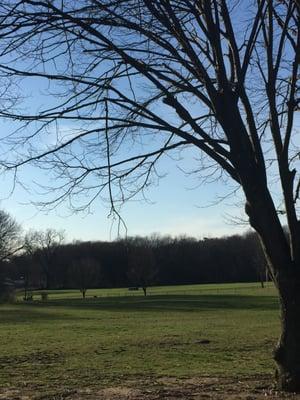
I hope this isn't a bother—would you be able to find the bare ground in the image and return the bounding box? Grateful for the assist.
[1,375,300,400]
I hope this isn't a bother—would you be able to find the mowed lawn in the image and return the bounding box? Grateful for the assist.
[0,283,280,397]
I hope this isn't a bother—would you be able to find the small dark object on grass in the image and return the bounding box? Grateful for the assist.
[196,339,211,345]
[41,292,48,301]
[128,287,139,291]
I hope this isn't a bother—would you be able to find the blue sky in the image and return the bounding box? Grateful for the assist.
[0,174,246,242]
[0,65,250,241]
[0,143,247,241]
[0,63,249,242]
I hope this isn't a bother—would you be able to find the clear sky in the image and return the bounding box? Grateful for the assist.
[0,70,250,243]
[0,146,247,241]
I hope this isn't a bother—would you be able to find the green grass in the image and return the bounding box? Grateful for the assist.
[0,282,280,396]
[29,281,275,300]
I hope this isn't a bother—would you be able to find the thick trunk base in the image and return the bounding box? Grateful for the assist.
[274,275,300,393]
[274,335,300,392]
[276,368,300,392]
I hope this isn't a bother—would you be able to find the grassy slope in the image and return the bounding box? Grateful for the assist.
[31,281,274,299]
[0,283,279,395]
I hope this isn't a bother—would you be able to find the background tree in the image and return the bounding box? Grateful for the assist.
[0,0,299,391]
[30,229,65,290]
[69,257,99,299]
[9,232,265,290]
[0,210,22,263]
[0,209,22,300]
[21,230,45,297]
[127,242,157,296]
[244,232,268,288]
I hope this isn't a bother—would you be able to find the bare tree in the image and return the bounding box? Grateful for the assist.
[23,230,45,296]
[0,210,22,300]
[69,257,99,299]
[127,245,156,296]
[25,229,65,289]
[0,0,299,391]
[244,232,267,288]
[0,210,22,263]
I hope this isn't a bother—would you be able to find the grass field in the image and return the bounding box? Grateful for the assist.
[0,282,292,399]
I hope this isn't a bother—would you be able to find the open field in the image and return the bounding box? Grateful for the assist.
[30,282,276,299]
[1,283,300,399]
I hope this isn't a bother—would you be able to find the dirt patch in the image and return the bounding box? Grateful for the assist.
[142,376,300,399]
[1,375,300,399]
[98,387,142,399]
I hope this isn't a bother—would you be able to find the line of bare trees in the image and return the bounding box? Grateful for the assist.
[4,228,267,298]
[0,209,65,297]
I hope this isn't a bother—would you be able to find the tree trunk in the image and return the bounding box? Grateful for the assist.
[274,273,300,392]
[45,270,50,290]
[244,189,300,392]
[142,287,147,296]
[260,278,264,289]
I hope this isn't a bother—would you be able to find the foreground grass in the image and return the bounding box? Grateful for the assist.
[0,283,280,396]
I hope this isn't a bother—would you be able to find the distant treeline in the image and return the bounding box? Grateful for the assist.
[6,232,267,292]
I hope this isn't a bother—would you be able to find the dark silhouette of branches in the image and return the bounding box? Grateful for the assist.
[0,209,22,262]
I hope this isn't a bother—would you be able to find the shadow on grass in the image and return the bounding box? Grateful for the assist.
[22,294,280,313]
[0,307,73,324]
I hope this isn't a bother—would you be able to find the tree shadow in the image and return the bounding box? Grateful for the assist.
[0,307,74,324]
[23,293,279,313]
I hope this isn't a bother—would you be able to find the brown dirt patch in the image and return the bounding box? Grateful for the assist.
[1,375,300,399]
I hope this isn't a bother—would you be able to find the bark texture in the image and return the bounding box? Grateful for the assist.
[245,193,300,392]
[274,273,300,392]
